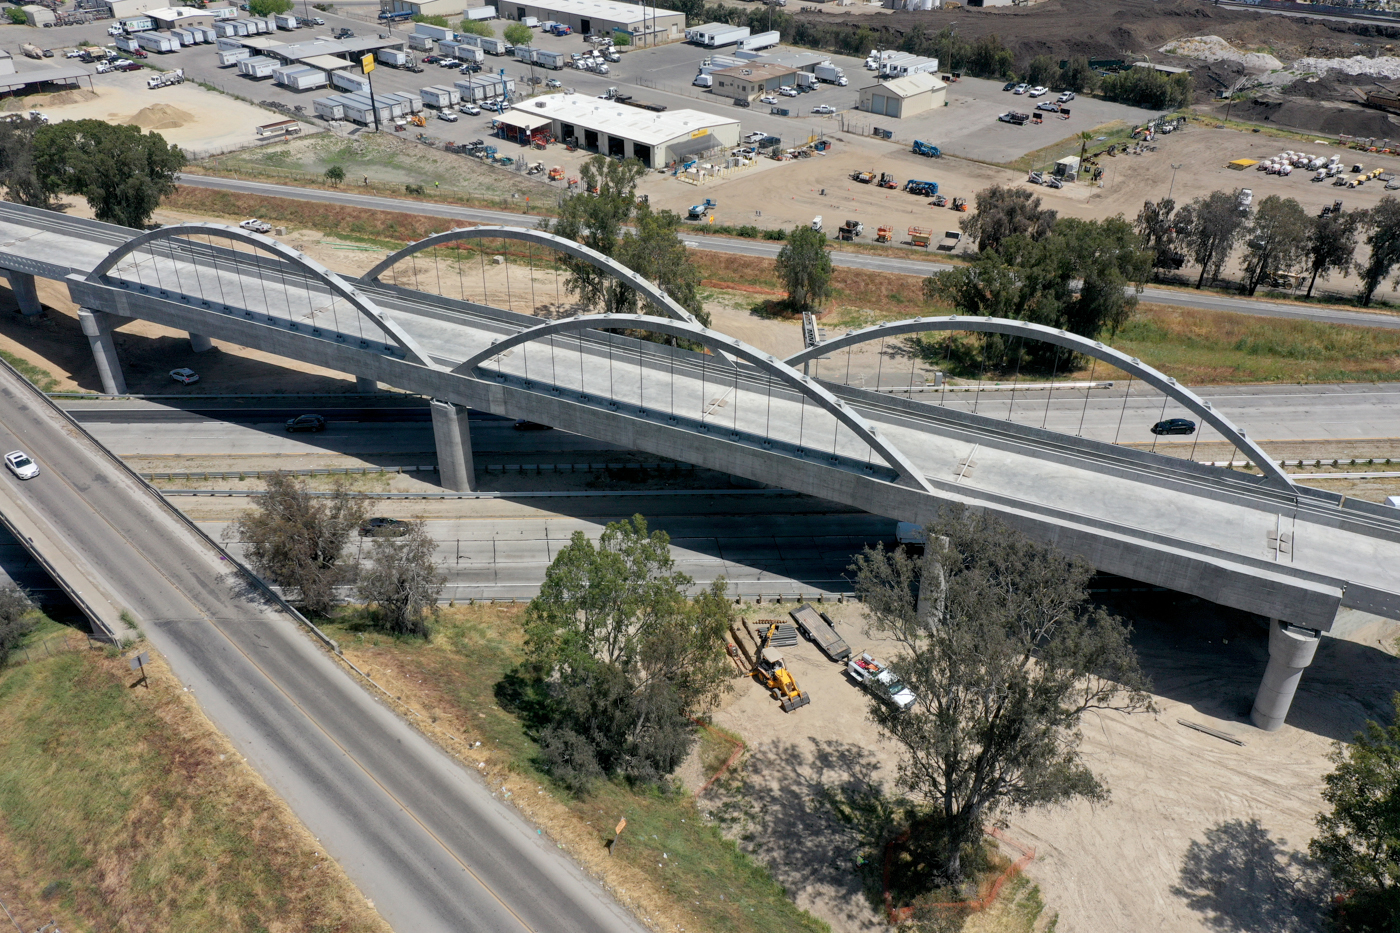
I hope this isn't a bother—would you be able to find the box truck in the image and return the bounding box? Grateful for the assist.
[737,30,779,52]
[814,61,847,85]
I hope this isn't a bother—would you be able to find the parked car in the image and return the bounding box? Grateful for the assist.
[239,218,272,234]
[1003,80,1018,91]
[284,413,327,433]
[169,368,200,385]
[438,58,460,68]
[1058,90,1075,103]
[513,420,552,431]
[1035,101,1060,112]
[545,77,561,88]
[4,450,38,480]
[459,103,481,115]
[811,103,836,114]
[1151,418,1197,436]
[422,54,440,64]
[359,517,410,537]
[117,60,142,72]
[311,16,325,25]
[1028,86,1048,97]
[437,110,459,122]
[1013,83,1029,94]
[778,86,798,97]
[759,94,778,104]
[42,49,53,58]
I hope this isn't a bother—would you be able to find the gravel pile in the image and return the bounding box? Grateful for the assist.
[1158,36,1283,72]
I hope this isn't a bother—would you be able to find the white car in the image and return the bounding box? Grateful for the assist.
[1013,83,1029,94]
[811,104,835,114]
[170,368,200,385]
[759,95,778,105]
[1028,86,1048,98]
[239,218,272,234]
[744,130,767,143]
[437,110,459,122]
[459,103,481,115]
[4,450,38,480]
[545,77,561,88]
[778,86,798,97]
[1058,90,1075,103]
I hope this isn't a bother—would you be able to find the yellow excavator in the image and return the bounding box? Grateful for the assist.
[752,622,811,712]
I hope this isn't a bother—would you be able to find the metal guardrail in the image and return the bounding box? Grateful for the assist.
[0,505,124,644]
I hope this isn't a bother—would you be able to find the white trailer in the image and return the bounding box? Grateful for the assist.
[344,92,402,119]
[238,55,278,78]
[274,13,298,30]
[685,23,750,47]
[231,19,250,36]
[169,28,194,47]
[385,90,422,113]
[455,33,481,49]
[463,5,494,19]
[115,35,142,52]
[191,25,215,43]
[535,49,565,70]
[312,96,346,120]
[879,53,938,77]
[217,47,251,66]
[275,66,328,90]
[331,69,368,93]
[457,46,483,63]
[135,32,177,53]
[408,34,434,51]
[413,23,454,42]
[376,48,410,68]
[339,95,393,126]
[121,15,154,31]
[420,85,460,108]
[479,36,507,55]
[813,61,847,85]
[737,30,779,52]
[215,36,241,50]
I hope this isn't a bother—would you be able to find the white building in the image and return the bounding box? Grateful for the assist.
[859,72,947,118]
[497,0,685,44]
[504,93,740,167]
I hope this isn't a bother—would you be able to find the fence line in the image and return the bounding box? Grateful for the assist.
[5,631,105,668]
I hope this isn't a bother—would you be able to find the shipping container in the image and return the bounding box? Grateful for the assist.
[377,48,409,67]
[238,55,278,78]
[463,5,494,19]
[685,23,749,47]
[331,69,368,93]
[479,36,507,55]
[408,34,434,51]
[412,23,454,42]
[282,68,328,91]
[312,96,346,120]
[134,32,177,53]
[274,13,298,30]
[736,30,779,52]
[419,84,460,108]
[169,28,194,47]
[217,47,250,66]
[535,49,565,70]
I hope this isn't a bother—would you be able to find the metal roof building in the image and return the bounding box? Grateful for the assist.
[507,93,739,167]
[859,72,947,119]
[497,0,685,45]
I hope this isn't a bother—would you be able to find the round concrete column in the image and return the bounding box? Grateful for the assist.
[189,332,213,353]
[1250,620,1321,732]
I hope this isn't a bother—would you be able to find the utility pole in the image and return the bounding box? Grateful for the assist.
[1168,162,1183,201]
[362,53,380,132]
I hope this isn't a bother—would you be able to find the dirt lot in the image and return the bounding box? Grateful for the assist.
[692,597,1400,933]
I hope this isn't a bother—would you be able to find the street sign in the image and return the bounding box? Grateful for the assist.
[614,818,627,835]
[361,53,375,74]
[127,651,149,672]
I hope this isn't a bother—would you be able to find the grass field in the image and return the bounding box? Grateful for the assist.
[0,627,390,933]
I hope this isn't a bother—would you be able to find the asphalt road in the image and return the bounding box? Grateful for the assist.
[176,173,1400,328]
[0,368,647,933]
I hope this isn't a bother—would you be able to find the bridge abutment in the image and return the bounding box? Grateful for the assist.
[430,399,476,492]
[189,332,213,353]
[5,271,42,317]
[77,308,126,396]
[356,376,379,393]
[1250,620,1321,731]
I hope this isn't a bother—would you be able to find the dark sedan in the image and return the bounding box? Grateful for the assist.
[359,517,410,538]
[1151,418,1197,436]
[1002,81,1018,91]
[285,414,327,433]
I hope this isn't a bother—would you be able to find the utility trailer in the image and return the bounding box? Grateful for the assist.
[908,226,932,248]
[238,55,279,79]
[788,603,851,662]
[847,653,916,710]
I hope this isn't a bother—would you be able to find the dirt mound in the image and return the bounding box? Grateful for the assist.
[1229,96,1400,138]
[0,88,100,112]
[121,103,195,131]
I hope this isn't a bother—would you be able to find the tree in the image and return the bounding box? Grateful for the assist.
[549,155,647,313]
[0,115,56,210]
[519,516,734,793]
[503,22,533,48]
[248,0,293,16]
[614,200,708,325]
[1023,54,1056,88]
[0,584,34,666]
[1241,195,1311,296]
[227,473,366,617]
[1135,197,1183,271]
[961,184,1057,253]
[775,224,833,314]
[1060,57,1098,94]
[324,164,345,186]
[1358,197,1400,306]
[1179,189,1247,288]
[965,34,1013,79]
[850,508,1152,885]
[1305,208,1362,298]
[34,120,184,229]
[1310,693,1400,932]
[1099,68,1192,109]
[458,18,492,36]
[357,521,442,638]
[5,7,26,24]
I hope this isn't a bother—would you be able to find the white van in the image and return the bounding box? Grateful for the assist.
[811,215,822,232]
[693,73,712,88]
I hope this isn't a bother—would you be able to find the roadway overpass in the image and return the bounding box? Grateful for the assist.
[0,200,1397,730]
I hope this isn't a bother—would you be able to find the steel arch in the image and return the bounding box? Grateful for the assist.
[89,223,438,369]
[360,225,703,327]
[784,315,1294,489]
[454,313,937,493]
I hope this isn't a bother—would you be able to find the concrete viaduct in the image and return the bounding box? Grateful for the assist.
[0,201,1395,732]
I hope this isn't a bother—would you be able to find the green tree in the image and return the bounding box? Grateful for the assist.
[1310,693,1400,932]
[412,13,450,27]
[1241,195,1311,296]
[34,120,184,229]
[850,508,1152,884]
[6,8,27,25]
[0,584,34,666]
[503,21,533,48]
[549,155,647,313]
[1358,197,1400,306]
[1024,54,1056,88]
[1099,67,1192,109]
[0,115,56,209]
[1178,189,1247,288]
[614,200,708,325]
[226,473,366,618]
[458,18,492,36]
[519,516,733,793]
[324,164,345,186]
[1135,196,1182,271]
[357,521,442,638]
[248,0,293,16]
[961,184,1057,253]
[1060,56,1098,93]
[775,224,832,314]
[1305,208,1362,298]
[965,34,1014,78]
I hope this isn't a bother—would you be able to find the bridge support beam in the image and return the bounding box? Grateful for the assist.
[430,399,475,492]
[77,308,126,396]
[356,376,379,393]
[189,332,213,353]
[5,271,42,317]
[1250,620,1321,731]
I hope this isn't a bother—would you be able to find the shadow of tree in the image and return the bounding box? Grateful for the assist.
[1172,818,1327,933]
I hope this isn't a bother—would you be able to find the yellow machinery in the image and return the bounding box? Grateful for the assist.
[409,113,426,127]
[752,623,811,712]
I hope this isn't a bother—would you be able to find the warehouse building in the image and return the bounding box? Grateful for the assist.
[379,0,475,17]
[709,62,797,102]
[149,6,223,29]
[497,0,685,45]
[506,93,739,167]
[103,0,167,19]
[858,72,946,118]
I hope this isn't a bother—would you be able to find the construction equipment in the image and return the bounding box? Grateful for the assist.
[875,224,893,243]
[527,161,544,175]
[908,226,932,248]
[837,219,863,241]
[850,169,876,184]
[1321,199,1344,217]
[752,623,811,712]
[904,179,938,197]
[951,197,968,212]
[911,140,941,158]
[409,113,426,126]
[930,194,947,207]
[548,165,564,181]
[877,172,898,189]
[146,68,184,90]
[687,198,717,220]
[789,603,851,661]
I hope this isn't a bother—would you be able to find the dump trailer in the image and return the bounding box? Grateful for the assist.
[753,623,811,712]
[912,140,941,157]
[789,603,851,662]
[850,169,876,184]
[908,226,932,247]
[847,653,916,710]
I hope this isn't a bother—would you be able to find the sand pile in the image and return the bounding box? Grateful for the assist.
[1291,54,1400,79]
[0,88,100,112]
[1159,36,1283,72]
[121,103,195,131]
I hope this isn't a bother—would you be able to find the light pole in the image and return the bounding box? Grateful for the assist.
[1168,163,1183,201]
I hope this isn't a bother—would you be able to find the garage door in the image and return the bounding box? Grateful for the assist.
[869,93,884,114]
[885,96,900,117]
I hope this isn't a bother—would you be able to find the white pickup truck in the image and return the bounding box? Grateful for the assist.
[847,653,916,711]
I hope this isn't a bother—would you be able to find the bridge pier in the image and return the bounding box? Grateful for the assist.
[355,376,379,393]
[4,271,42,317]
[430,399,476,492]
[189,332,213,353]
[1250,620,1321,732]
[77,308,126,396]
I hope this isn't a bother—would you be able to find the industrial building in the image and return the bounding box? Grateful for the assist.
[102,0,168,19]
[503,93,739,167]
[496,0,685,45]
[379,0,475,17]
[149,6,224,29]
[858,72,946,118]
[709,62,797,102]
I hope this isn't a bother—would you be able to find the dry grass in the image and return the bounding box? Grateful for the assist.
[689,252,930,320]
[164,186,459,246]
[0,640,391,933]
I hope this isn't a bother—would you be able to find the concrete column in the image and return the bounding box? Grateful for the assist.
[5,271,42,317]
[430,399,475,492]
[189,332,213,353]
[355,375,379,393]
[77,308,127,396]
[1250,620,1321,732]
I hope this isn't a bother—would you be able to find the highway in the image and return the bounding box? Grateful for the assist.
[176,173,1400,330]
[0,363,647,933]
